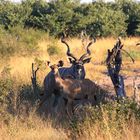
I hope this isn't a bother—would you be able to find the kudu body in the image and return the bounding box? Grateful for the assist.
[42,35,96,107]
[42,61,109,116]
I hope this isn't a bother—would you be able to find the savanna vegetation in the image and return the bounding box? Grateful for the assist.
[0,0,140,140]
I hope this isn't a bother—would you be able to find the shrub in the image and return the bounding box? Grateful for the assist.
[47,43,60,56]
[9,26,44,54]
[123,49,140,61]
[69,99,140,139]
[0,26,47,57]
[0,65,13,104]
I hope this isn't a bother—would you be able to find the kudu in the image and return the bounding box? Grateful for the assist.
[43,61,109,116]
[60,33,96,80]
[42,34,96,107]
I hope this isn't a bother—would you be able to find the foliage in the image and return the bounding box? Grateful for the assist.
[0,0,139,37]
[69,99,140,139]
[0,65,13,104]
[0,26,45,57]
[47,44,60,56]
[116,0,140,36]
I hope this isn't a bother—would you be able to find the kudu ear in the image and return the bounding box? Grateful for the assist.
[46,61,51,67]
[57,60,64,67]
[83,57,91,64]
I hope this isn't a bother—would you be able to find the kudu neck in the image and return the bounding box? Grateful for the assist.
[53,69,61,78]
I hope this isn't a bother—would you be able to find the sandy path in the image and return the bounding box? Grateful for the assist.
[97,67,140,97]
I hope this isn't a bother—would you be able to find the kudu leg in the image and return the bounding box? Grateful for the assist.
[53,89,61,107]
[66,99,74,119]
[39,93,52,107]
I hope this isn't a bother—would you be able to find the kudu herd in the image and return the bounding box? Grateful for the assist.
[37,34,137,116]
[41,33,96,108]
[43,60,109,115]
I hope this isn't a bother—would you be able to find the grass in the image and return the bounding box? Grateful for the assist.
[0,116,68,140]
[0,100,140,140]
[0,35,140,140]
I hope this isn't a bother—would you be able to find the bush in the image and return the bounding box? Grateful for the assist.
[69,99,140,139]
[0,0,140,37]
[47,42,60,56]
[0,26,47,57]
[123,49,140,61]
[0,28,16,58]
[0,64,41,118]
[9,26,44,54]
[0,65,13,109]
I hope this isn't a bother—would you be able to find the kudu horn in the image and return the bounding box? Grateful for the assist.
[61,33,77,60]
[80,37,96,60]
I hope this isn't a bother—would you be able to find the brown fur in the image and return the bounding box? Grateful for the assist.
[55,76,101,100]
[51,63,107,116]
[40,61,109,116]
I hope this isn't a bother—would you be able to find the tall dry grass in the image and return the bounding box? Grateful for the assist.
[0,115,68,140]
[1,37,139,82]
[0,37,140,140]
[1,102,140,140]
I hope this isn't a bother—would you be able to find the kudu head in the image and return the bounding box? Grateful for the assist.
[47,60,64,75]
[61,33,96,79]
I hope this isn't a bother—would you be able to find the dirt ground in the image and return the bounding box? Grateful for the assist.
[97,62,140,97]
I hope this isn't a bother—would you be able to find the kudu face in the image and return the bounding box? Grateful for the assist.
[47,60,64,74]
[61,34,96,79]
[68,57,91,79]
